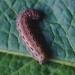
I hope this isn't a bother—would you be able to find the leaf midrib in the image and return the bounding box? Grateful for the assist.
[0,48,75,67]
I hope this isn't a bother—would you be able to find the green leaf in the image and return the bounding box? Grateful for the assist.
[0,0,75,74]
[0,52,75,75]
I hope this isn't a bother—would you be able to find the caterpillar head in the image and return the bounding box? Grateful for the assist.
[22,8,44,21]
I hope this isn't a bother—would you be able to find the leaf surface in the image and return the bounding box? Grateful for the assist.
[0,52,75,75]
[0,0,75,74]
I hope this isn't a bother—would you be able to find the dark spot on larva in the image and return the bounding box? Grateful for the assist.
[22,36,25,39]
[36,44,39,47]
[33,37,35,41]
[30,47,33,51]
[35,53,38,56]
[19,30,21,32]
[18,24,19,26]
[26,42,29,45]
[30,32,32,35]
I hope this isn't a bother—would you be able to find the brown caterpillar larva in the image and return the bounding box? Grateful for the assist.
[16,8,47,64]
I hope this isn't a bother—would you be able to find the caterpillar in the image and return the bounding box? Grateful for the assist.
[16,8,47,64]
